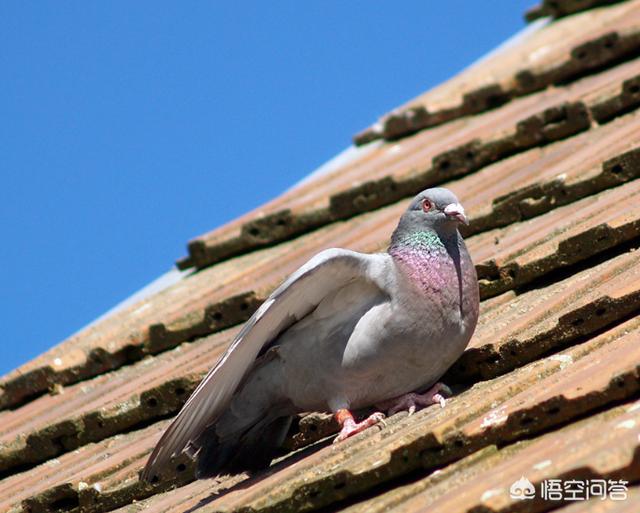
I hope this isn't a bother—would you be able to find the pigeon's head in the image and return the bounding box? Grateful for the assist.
[408,188,467,226]
[392,188,468,244]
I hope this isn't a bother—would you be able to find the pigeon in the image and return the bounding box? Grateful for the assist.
[142,187,479,482]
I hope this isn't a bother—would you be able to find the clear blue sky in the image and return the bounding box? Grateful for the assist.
[0,1,531,375]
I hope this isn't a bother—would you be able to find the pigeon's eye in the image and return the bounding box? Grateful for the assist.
[421,198,433,212]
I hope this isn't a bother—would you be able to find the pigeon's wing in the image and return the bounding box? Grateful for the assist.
[142,248,391,481]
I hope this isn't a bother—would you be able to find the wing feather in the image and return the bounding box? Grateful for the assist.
[141,248,389,481]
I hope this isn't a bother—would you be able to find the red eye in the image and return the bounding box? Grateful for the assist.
[422,198,432,212]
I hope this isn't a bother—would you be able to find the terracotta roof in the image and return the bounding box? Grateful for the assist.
[3,2,640,512]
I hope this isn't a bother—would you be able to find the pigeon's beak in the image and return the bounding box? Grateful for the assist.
[444,203,468,225]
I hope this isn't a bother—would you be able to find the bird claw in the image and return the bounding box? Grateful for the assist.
[434,393,446,408]
[333,411,386,443]
[378,382,452,416]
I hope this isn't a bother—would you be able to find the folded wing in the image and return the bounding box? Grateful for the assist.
[142,248,389,481]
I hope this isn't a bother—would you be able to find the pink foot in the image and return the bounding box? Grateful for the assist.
[376,383,452,416]
[333,409,386,443]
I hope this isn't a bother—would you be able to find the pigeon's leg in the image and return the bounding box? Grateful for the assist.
[332,409,386,443]
[377,383,452,416]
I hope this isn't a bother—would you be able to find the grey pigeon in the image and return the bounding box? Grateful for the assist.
[142,187,479,482]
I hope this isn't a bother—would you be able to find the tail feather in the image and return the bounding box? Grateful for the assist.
[195,414,293,478]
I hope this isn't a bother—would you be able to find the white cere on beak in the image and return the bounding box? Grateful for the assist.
[444,203,468,225]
